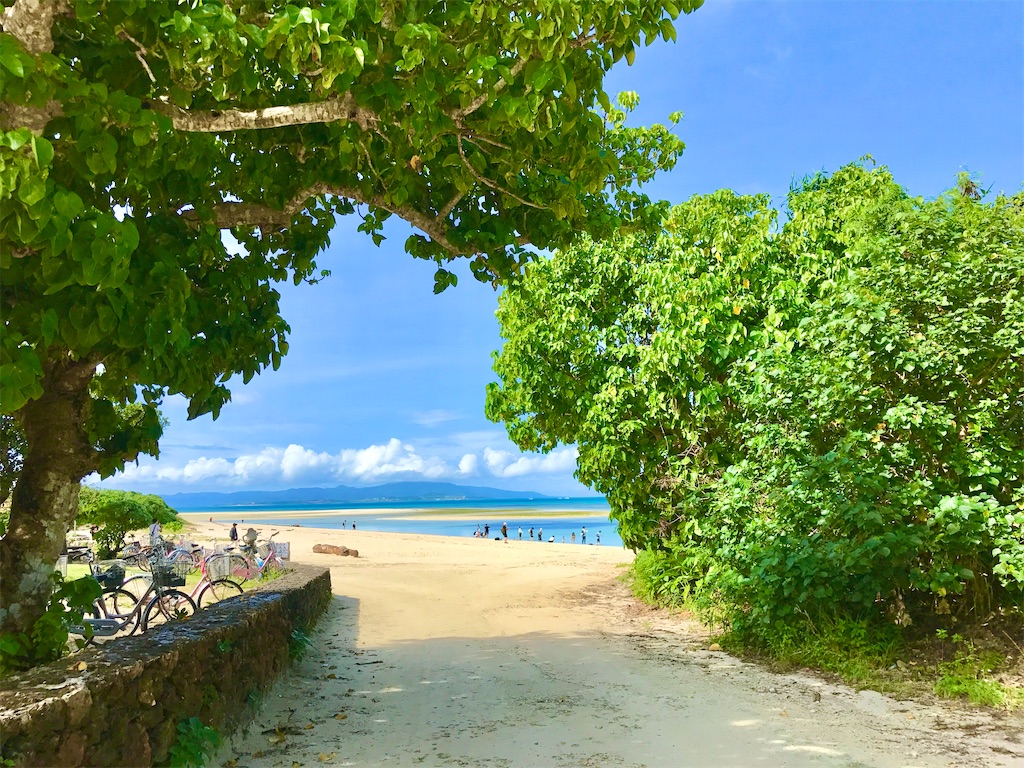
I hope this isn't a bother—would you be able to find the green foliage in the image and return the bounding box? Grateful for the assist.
[0,573,101,673]
[289,628,313,662]
[723,615,905,689]
[933,631,1021,709]
[167,717,221,768]
[77,486,180,559]
[488,162,1024,641]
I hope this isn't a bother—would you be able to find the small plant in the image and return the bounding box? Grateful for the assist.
[289,628,313,662]
[167,717,220,768]
[216,639,234,654]
[934,631,1019,709]
[0,573,101,673]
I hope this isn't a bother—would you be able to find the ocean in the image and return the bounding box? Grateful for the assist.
[179,497,624,548]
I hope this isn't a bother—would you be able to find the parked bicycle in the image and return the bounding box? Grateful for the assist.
[71,551,198,642]
[119,554,244,610]
[206,530,285,583]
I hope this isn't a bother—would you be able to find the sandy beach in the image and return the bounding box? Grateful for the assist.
[174,519,1024,768]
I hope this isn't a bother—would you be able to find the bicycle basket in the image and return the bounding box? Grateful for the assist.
[256,543,272,559]
[152,561,189,587]
[205,553,242,580]
[94,560,125,588]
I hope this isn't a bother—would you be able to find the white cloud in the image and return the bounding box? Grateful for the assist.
[482,446,579,478]
[412,409,461,427]
[457,453,478,475]
[102,438,581,492]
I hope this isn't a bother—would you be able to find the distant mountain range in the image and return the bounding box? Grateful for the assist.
[163,481,551,510]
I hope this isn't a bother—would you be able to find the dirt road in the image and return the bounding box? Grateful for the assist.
[212,529,1024,767]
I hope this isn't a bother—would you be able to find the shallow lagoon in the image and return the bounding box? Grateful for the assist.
[180,497,624,548]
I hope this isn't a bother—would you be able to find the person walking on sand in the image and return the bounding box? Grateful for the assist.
[501,522,508,540]
[484,523,490,537]
[148,517,162,547]
[581,527,587,545]
[571,531,576,544]
[596,530,601,545]
[537,527,542,542]
[529,527,534,540]
[518,526,523,540]
[229,523,239,543]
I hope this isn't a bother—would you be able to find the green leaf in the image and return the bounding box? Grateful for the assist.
[31,136,54,168]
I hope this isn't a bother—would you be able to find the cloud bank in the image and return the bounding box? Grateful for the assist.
[101,438,580,492]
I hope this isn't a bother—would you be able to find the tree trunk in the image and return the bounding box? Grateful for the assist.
[0,358,95,640]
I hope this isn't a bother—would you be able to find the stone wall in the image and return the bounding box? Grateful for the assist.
[0,564,331,767]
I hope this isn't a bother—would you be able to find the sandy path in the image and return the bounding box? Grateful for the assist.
[188,523,1024,767]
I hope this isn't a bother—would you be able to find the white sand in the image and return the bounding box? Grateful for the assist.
[179,520,1024,768]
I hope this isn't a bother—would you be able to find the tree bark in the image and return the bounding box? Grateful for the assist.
[0,358,96,640]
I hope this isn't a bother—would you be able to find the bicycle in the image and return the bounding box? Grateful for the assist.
[119,555,245,609]
[209,530,285,583]
[70,551,199,642]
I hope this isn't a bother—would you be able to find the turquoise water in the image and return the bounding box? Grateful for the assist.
[183,497,624,548]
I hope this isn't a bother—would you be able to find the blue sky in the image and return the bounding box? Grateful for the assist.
[98,0,1024,498]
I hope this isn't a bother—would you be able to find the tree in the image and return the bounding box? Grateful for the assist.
[0,0,700,644]
[487,163,1024,634]
[77,486,180,559]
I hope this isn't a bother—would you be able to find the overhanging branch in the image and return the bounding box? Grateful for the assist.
[153,93,378,133]
[184,183,467,256]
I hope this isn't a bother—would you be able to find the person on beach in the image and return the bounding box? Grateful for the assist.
[581,527,587,544]
[352,522,356,530]
[518,527,523,540]
[501,522,508,540]
[230,523,238,542]
[571,531,576,543]
[537,527,542,542]
[529,527,534,540]
[596,531,601,545]
[148,517,162,546]
[484,524,490,537]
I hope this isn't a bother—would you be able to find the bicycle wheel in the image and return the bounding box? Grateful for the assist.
[206,552,251,583]
[142,589,197,631]
[90,588,141,639]
[120,574,153,602]
[262,555,285,579]
[198,578,244,609]
[137,547,156,572]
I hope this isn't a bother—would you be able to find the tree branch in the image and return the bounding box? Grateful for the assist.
[0,0,66,55]
[449,30,601,123]
[458,135,545,210]
[438,190,466,220]
[451,56,529,121]
[118,29,157,84]
[184,183,467,256]
[0,0,67,132]
[153,93,378,133]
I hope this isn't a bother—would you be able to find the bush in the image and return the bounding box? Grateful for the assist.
[77,487,181,558]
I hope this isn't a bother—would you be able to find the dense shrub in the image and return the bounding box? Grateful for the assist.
[488,162,1024,640]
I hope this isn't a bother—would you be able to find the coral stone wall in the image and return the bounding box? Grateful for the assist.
[0,564,331,767]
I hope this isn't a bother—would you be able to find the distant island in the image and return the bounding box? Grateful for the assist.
[162,481,552,510]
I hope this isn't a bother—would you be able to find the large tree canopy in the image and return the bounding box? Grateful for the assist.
[487,163,1024,635]
[0,0,700,647]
